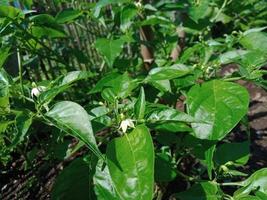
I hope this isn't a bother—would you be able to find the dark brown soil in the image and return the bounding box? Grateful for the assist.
[246,82,267,170]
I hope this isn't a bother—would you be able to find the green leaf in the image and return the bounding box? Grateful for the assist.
[0,70,9,97]
[0,0,8,5]
[30,14,58,27]
[226,169,248,177]
[51,157,89,200]
[188,0,211,23]
[187,80,249,140]
[46,101,103,159]
[31,26,66,38]
[243,27,267,35]
[0,69,9,110]
[101,88,117,103]
[0,121,10,133]
[38,71,93,105]
[143,4,157,11]
[148,79,171,92]
[139,15,172,26]
[108,73,139,98]
[20,0,33,8]
[152,122,192,133]
[95,38,125,67]
[146,107,193,133]
[214,141,250,166]
[55,9,82,24]
[238,50,267,69]
[147,107,195,123]
[156,2,184,11]
[10,112,32,148]
[93,0,130,18]
[211,8,231,23]
[38,84,70,105]
[174,181,219,200]
[93,159,121,200]
[237,50,267,80]
[173,70,202,90]
[240,31,267,52]
[134,87,145,120]
[0,47,10,69]
[234,168,267,198]
[146,64,193,81]
[183,135,215,161]
[179,43,202,63]
[155,151,177,182]
[0,5,24,19]
[106,125,154,200]
[255,191,267,200]
[235,195,262,200]
[90,72,120,94]
[120,5,137,32]
[204,145,216,180]
[96,0,129,7]
[88,106,109,119]
[92,73,138,102]
[219,50,248,65]
[61,71,94,85]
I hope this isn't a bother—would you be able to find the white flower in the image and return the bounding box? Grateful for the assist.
[134,1,142,8]
[119,119,135,133]
[31,86,46,98]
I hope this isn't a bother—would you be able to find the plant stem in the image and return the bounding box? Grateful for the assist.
[17,48,24,99]
[176,170,196,182]
[223,194,234,200]
[114,99,119,124]
[211,0,228,23]
[223,76,243,81]
[219,182,243,186]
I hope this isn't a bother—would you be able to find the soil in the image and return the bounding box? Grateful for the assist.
[0,80,267,200]
[246,82,267,170]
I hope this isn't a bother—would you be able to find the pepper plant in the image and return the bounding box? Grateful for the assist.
[1,0,267,199]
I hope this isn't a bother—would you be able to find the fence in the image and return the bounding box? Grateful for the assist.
[6,0,107,81]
